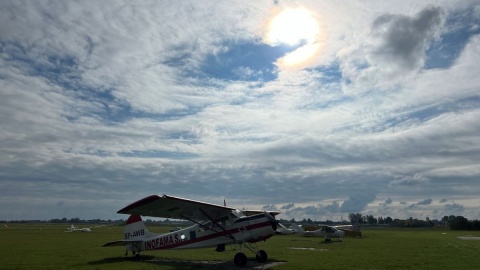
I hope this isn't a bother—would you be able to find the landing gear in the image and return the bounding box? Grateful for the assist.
[233,242,269,267]
[255,250,268,263]
[234,252,247,267]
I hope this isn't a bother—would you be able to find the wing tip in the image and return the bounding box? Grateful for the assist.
[117,195,161,214]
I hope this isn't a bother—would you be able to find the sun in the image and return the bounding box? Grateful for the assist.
[265,8,322,67]
[266,8,319,47]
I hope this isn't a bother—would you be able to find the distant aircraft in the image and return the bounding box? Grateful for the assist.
[65,224,105,232]
[291,224,345,241]
[103,194,280,267]
[275,223,294,235]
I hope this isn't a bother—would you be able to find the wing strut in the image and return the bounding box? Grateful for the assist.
[180,208,235,241]
[198,208,235,240]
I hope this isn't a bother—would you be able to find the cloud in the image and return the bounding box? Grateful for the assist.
[444,203,465,215]
[339,5,446,91]
[380,198,393,206]
[369,6,445,71]
[0,1,480,221]
[389,174,431,187]
[341,193,376,213]
[281,203,295,210]
[417,198,433,205]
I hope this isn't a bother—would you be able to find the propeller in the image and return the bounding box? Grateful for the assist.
[264,211,279,231]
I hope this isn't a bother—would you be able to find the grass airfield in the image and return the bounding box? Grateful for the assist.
[1,224,480,270]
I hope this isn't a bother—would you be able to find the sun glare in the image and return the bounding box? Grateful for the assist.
[267,8,319,46]
[265,8,322,68]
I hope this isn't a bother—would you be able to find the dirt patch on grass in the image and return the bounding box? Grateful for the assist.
[457,236,480,240]
[146,258,286,269]
[289,247,329,251]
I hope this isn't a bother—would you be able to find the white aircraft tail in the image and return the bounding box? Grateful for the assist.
[291,223,305,233]
[124,215,155,240]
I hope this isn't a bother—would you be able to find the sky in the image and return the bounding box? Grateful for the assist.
[1,0,479,222]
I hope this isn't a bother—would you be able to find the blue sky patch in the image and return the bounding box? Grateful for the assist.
[425,10,480,69]
[200,41,300,81]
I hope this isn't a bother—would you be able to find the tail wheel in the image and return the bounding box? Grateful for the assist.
[256,250,268,263]
[234,252,247,267]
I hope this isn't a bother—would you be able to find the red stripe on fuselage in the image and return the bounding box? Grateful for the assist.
[144,220,273,250]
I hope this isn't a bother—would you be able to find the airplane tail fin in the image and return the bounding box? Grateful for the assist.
[124,215,155,240]
[291,223,305,233]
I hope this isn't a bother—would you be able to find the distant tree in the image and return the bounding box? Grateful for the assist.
[384,217,393,224]
[378,216,384,224]
[472,220,480,230]
[450,216,471,230]
[366,215,377,225]
[348,213,363,224]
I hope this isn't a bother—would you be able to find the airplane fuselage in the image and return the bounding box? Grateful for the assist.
[126,213,275,252]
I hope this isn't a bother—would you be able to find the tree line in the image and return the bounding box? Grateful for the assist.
[347,213,480,230]
[3,214,480,230]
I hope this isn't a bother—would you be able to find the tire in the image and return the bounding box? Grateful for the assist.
[256,250,268,263]
[234,252,247,267]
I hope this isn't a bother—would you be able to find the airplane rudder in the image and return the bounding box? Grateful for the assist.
[124,215,150,240]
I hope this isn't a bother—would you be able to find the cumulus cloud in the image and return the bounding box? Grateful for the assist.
[380,198,393,206]
[389,174,431,187]
[262,204,278,211]
[444,202,465,215]
[417,198,433,205]
[1,1,479,221]
[281,203,295,210]
[369,6,445,71]
[341,193,376,213]
[340,5,446,90]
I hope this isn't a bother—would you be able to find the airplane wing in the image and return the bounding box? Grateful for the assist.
[117,194,238,220]
[243,210,281,217]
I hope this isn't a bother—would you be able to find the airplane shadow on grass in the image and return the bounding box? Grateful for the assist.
[88,255,285,270]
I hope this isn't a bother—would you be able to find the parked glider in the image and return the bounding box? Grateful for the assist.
[65,224,105,232]
[275,223,294,235]
[291,224,345,241]
[103,194,280,267]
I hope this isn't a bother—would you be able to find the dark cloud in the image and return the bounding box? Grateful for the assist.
[281,203,295,210]
[444,203,465,215]
[340,193,376,212]
[325,201,341,213]
[417,198,433,205]
[262,204,278,211]
[380,198,393,206]
[439,198,448,203]
[370,6,445,71]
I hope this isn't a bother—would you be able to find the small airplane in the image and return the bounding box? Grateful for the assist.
[103,194,280,267]
[291,224,345,241]
[275,223,294,235]
[65,224,105,232]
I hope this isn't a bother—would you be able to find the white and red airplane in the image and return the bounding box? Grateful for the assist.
[291,223,345,241]
[103,194,279,267]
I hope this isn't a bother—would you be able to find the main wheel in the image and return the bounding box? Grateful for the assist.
[234,252,247,267]
[255,250,268,263]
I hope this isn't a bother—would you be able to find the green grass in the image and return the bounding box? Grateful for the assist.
[1,224,480,269]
